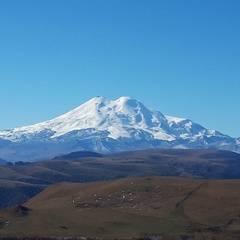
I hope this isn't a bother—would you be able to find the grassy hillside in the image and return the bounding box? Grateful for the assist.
[0,148,240,210]
[1,177,240,239]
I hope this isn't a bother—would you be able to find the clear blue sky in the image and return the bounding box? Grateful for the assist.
[0,0,240,137]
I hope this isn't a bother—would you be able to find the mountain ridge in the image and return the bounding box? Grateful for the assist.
[0,96,239,161]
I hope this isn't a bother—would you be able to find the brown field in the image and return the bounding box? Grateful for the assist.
[1,148,240,210]
[1,176,240,239]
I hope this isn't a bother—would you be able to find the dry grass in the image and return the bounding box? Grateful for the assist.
[1,176,240,239]
[1,148,240,209]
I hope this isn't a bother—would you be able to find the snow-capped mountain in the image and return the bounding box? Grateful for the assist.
[0,96,239,162]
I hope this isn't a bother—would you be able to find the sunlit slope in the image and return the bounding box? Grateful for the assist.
[1,177,240,239]
[1,148,240,210]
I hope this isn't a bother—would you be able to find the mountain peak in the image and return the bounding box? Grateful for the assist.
[0,96,169,141]
[0,96,239,161]
[116,96,140,108]
[87,96,139,108]
[88,96,107,103]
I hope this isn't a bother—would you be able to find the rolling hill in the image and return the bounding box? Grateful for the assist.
[1,176,240,239]
[0,148,240,210]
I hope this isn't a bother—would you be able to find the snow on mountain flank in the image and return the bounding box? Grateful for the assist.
[0,96,239,161]
[0,96,232,142]
[0,96,176,141]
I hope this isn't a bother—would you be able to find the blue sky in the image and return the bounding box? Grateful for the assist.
[0,0,240,137]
